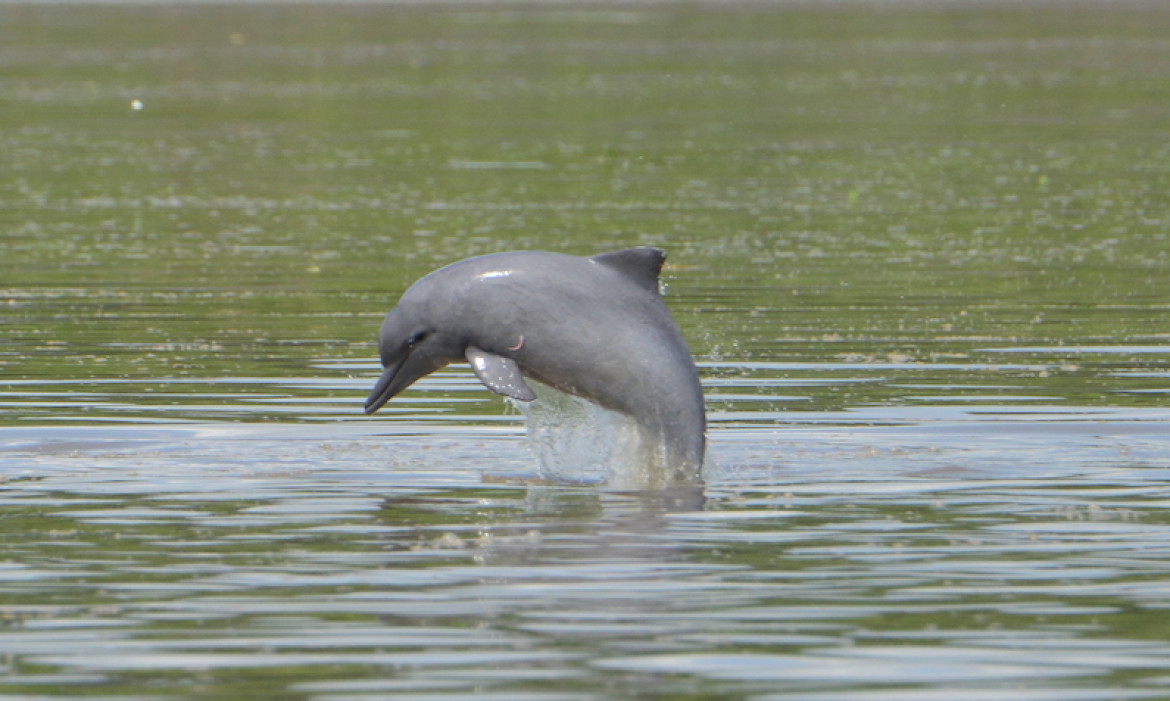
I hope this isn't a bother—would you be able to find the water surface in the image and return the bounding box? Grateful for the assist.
[3,2,1170,699]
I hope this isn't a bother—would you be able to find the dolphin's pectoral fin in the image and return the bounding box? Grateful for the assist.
[466,346,537,402]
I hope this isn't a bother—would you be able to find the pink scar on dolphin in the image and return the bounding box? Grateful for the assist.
[508,336,525,351]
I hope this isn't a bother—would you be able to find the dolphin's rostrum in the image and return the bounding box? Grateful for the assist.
[365,247,706,487]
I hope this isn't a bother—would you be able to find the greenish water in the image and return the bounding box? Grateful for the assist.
[3,2,1170,700]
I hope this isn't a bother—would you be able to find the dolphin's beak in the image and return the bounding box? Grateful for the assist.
[365,341,450,415]
[364,358,405,414]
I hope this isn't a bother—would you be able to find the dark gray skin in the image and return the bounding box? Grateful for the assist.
[365,247,706,486]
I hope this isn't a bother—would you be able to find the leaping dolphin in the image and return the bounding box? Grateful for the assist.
[364,247,706,486]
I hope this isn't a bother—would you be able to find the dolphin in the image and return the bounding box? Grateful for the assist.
[364,247,706,486]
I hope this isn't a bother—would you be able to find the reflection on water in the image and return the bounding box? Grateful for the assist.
[4,358,1170,698]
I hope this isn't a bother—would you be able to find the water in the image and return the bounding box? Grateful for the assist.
[4,2,1170,699]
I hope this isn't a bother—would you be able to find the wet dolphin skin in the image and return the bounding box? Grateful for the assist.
[365,247,706,486]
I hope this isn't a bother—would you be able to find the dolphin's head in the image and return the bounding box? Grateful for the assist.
[364,298,464,415]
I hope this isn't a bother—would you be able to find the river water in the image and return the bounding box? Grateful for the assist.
[3,2,1170,699]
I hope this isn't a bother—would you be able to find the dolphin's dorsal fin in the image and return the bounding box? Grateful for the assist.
[590,247,665,294]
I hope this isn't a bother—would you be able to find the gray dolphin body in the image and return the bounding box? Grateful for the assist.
[365,247,706,486]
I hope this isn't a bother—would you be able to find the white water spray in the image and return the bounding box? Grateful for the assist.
[515,382,673,490]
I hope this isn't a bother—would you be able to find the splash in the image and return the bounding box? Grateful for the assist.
[514,382,674,491]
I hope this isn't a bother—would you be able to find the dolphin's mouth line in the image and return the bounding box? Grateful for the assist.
[364,356,406,414]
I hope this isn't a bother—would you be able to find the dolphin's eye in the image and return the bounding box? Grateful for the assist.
[408,330,429,347]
